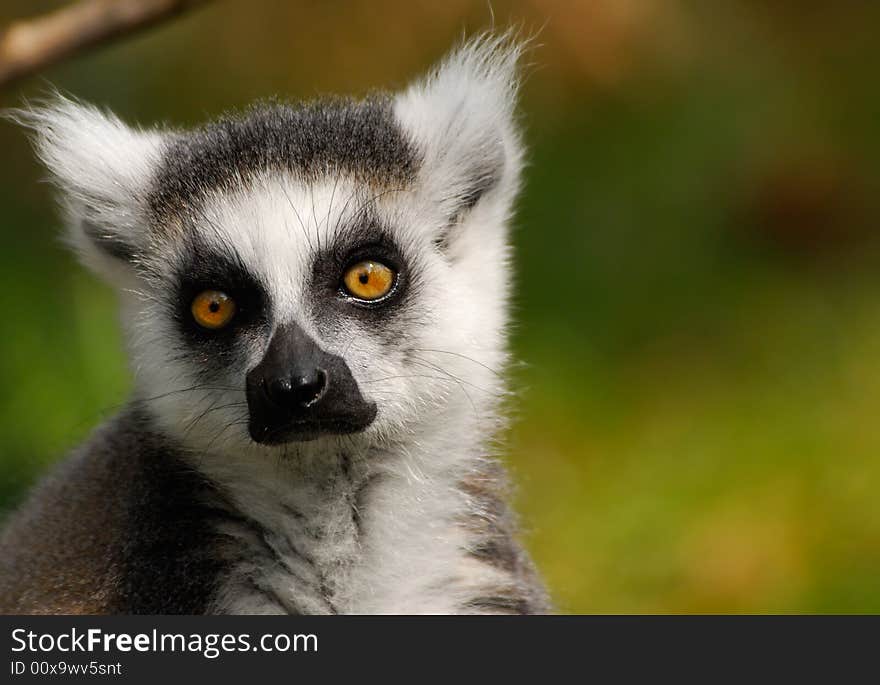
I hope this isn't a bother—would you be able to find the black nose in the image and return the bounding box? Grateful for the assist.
[246,322,377,444]
[265,369,327,409]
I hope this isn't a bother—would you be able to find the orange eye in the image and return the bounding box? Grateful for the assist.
[191,290,237,329]
[342,261,396,301]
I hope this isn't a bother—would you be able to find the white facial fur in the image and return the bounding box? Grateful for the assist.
[125,174,509,460]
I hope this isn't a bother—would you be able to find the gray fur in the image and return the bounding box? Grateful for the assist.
[0,407,225,614]
[149,97,421,223]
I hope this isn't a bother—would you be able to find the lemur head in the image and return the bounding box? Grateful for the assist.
[21,35,524,457]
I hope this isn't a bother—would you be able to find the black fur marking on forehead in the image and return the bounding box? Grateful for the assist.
[149,96,421,222]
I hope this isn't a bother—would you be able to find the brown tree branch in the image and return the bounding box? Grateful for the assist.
[0,0,214,88]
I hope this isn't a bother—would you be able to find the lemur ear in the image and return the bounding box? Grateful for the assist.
[13,96,164,279]
[394,34,525,237]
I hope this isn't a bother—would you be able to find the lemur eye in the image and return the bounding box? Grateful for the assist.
[342,261,396,301]
[191,290,237,329]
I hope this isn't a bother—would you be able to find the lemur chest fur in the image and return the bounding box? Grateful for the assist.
[203,444,517,615]
[208,452,369,614]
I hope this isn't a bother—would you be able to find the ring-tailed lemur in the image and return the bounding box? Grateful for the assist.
[0,35,550,614]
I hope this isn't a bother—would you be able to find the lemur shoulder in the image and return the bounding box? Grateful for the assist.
[0,35,551,615]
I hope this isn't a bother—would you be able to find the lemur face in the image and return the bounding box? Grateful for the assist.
[21,36,524,457]
[152,149,436,447]
[151,100,425,446]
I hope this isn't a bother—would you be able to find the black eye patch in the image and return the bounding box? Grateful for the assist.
[173,243,269,345]
[310,220,411,318]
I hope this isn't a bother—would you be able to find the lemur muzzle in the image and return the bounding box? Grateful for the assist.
[246,322,377,444]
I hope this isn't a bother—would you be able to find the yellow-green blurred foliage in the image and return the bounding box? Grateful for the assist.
[2,0,880,613]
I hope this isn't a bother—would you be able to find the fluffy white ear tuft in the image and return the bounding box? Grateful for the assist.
[395,33,526,232]
[12,95,165,277]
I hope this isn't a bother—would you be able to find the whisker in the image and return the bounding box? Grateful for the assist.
[325,174,340,236]
[280,180,313,251]
[410,348,504,377]
[409,357,498,395]
[203,414,250,453]
[182,401,249,441]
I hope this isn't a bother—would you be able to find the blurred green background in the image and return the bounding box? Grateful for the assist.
[2,0,880,613]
